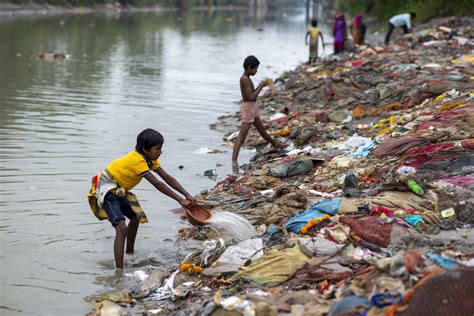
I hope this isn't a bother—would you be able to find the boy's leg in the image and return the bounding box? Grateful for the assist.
[232,122,252,162]
[253,116,280,147]
[114,221,127,269]
[126,216,139,254]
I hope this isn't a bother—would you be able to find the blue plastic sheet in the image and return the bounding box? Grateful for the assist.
[351,140,375,158]
[404,214,424,227]
[428,252,460,269]
[371,293,403,307]
[310,198,341,215]
[284,199,340,233]
[328,296,370,316]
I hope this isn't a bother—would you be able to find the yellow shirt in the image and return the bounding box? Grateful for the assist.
[308,27,321,44]
[106,150,161,190]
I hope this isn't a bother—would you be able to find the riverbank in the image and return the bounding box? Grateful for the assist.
[89,16,474,315]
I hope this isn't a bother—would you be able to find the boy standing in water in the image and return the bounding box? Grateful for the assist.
[88,128,195,269]
[305,19,325,64]
[232,55,282,170]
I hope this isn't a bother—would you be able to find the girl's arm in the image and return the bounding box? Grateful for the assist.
[156,168,195,202]
[144,172,190,207]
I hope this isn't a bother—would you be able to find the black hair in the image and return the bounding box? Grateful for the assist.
[410,12,416,18]
[311,19,318,27]
[135,128,164,154]
[243,55,260,70]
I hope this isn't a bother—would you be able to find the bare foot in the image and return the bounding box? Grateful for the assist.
[232,161,239,174]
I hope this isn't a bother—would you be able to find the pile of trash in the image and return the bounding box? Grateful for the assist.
[88,17,474,315]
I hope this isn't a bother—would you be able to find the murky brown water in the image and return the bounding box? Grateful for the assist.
[0,6,333,314]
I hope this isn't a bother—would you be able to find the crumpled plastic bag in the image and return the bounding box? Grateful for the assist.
[217,238,263,266]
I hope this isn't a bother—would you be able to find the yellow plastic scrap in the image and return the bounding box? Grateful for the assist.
[310,70,331,79]
[300,214,331,234]
[372,118,388,129]
[180,263,202,274]
[434,93,447,101]
[438,100,468,111]
[451,55,474,65]
[378,127,393,136]
[389,117,396,126]
[272,129,291,137]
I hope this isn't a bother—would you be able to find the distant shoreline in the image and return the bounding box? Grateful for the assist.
[0,3,248,19]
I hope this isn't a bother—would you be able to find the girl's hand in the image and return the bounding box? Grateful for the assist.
[179,199,191,208]
[185,194,197,206]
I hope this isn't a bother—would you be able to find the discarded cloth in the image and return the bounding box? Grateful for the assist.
[298,237,344,257]
[339,216,392,247]
[233,246,310,287]
[370,190,439,213]
[285,200,339,233]
[269,159,313,178]
[373,136,429,158]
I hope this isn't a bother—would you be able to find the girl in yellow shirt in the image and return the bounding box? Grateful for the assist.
[88,128,195,269]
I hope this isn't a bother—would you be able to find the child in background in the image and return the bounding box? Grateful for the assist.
[87,128,195,269]
[305,19,325,65]
[232,55,282,170]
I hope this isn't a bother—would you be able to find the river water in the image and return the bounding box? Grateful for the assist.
[0,6,333,315]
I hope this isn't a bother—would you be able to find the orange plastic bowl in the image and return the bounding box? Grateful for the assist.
[185,205,211,226]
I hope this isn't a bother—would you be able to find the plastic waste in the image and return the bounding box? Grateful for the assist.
[397,166,416,175]
[204,169,217,177]
[407,178,424,196]
[441,208,456,218]
[217,238,263,265]
[428,252,459,269]
[269,112,287,122]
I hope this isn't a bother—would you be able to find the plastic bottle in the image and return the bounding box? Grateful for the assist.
[407,178,424,196]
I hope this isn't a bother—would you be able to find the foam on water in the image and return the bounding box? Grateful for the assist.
[205,211,257,242]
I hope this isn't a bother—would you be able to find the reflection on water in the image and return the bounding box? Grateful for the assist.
[0,6,334,315]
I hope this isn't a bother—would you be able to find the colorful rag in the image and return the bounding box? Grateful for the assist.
[87,171,149,223]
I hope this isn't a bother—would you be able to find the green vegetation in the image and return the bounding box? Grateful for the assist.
[336,0,474,22]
